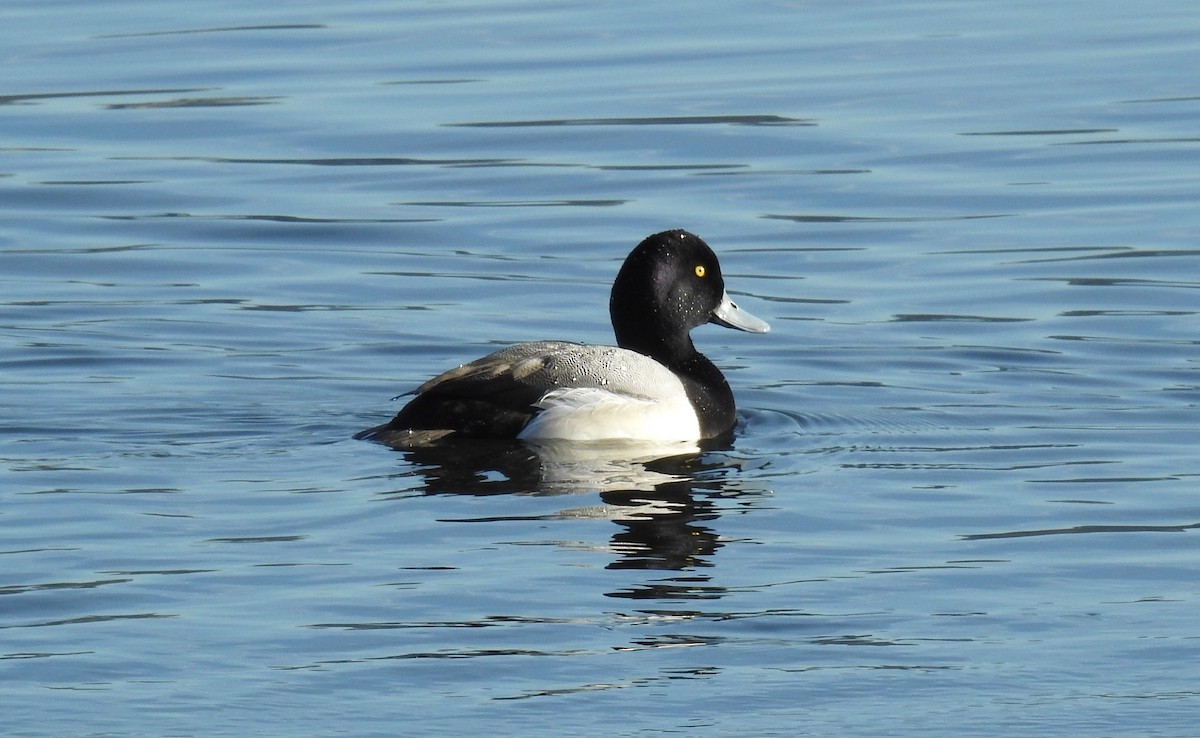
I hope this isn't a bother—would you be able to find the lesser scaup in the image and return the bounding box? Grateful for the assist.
[356,229,769,447]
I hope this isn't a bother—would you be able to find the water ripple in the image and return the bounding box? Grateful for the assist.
[446,114,813,127]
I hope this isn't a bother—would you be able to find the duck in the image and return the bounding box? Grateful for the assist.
[356,229,769,447]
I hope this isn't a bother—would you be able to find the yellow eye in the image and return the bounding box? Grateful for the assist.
[694,264,706,278]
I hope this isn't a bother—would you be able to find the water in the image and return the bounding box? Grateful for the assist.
[3,1,1198,736]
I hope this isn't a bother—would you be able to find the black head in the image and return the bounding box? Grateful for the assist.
[609,230,767,363]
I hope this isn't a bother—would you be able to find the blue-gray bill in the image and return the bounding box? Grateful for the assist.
[710,290,770,333]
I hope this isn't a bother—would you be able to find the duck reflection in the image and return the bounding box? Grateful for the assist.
[379,437,753,577]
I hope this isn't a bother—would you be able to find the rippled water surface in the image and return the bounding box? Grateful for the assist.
[3,2,1198,736]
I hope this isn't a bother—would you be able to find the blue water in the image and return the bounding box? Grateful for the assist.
[3,1,1198,736]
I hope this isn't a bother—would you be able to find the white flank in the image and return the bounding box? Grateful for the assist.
[517,387,701,442]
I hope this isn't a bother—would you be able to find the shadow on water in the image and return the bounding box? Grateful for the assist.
[374,437,763,582]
